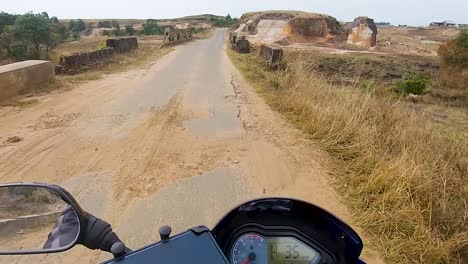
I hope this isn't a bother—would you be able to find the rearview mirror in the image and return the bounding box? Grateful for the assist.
[0,184,81,254]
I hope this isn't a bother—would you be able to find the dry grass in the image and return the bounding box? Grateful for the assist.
[228,49,468,263]
[52,37,108,57]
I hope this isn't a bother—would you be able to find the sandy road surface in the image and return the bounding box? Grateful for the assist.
[0,29,381,263]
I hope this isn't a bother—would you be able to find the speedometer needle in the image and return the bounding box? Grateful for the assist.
[241,252,256,264]
[241,259,250,264]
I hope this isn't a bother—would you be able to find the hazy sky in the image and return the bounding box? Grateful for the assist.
[1,0,467,26]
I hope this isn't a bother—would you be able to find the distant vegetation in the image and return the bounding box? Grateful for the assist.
[97,20,113,28]
[99,19,163,36]
[210,14,238,27]
[1,11,233,63]
[375,22,391,26]
[125,25,136,36]
[438,30,468,69]
[0,11,68,61]
[438,31,468,90]
[142,19,163,35]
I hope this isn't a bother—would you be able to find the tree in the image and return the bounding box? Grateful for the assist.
[111,20,121,36]
[111,20,120,29]
[0,25,15,56]
[74,19,86,32]
[13,13,50,58]
[0,12,17,33]
[125,25,136,36]
[143,19,162,35]
[101,30,111,36]
[72,32,80,40]
[68,19,85,32]
[68,20,75,31]
[48,22,67,48]
[98,20,112,28]
[211,14,238,27]
[41,12,49,20]
[1,12,69,61]
[50,16,59,24]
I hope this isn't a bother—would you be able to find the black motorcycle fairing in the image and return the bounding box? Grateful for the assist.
[212,198,365,264]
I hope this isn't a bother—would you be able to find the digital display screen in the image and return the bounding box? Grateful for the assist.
[268,237,320,264]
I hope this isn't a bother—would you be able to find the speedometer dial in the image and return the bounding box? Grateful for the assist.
[231,233,268,264]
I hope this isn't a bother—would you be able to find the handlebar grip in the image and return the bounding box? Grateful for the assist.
[80,215,130,257]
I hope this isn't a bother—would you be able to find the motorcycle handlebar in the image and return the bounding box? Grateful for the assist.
[80,215,131,258]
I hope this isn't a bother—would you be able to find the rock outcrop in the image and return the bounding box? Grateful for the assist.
[347,17,378,48]
[236,11,342,45]
[284,16,341,40]
[235,11,378,48]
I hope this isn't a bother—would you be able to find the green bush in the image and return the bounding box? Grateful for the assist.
[125,25,136,36]
[9,41,28,60]
[396,72,427,95]
[98,20,112,28]
[438,30,468,69]
[1,12,68,61]
[68,19,86,32]
[211,14,238,27]
[189,27,205,34]
[98,42,107,50]
[71,32,80,40]
[143,19,163,35]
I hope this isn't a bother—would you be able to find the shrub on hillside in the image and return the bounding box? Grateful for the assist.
[68,19,86,32]
[438,30,468,69]
[101,30,111,36]
[143,19,163,35]
[97,20,112,28]
[396,72,427,95]
[438,31,468,89]
[189,27,205,34]
[125,25,136,36]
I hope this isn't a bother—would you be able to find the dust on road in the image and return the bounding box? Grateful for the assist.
[0,29,381,263]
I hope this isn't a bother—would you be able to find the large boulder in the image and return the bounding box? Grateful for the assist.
[347,17,378,48]
[236,39,251,54]
[259,45,284,69]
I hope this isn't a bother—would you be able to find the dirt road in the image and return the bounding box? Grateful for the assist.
[0,29,380,263]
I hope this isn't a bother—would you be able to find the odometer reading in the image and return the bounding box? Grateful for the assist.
[229,234,320,264]
[268,237,320,264]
